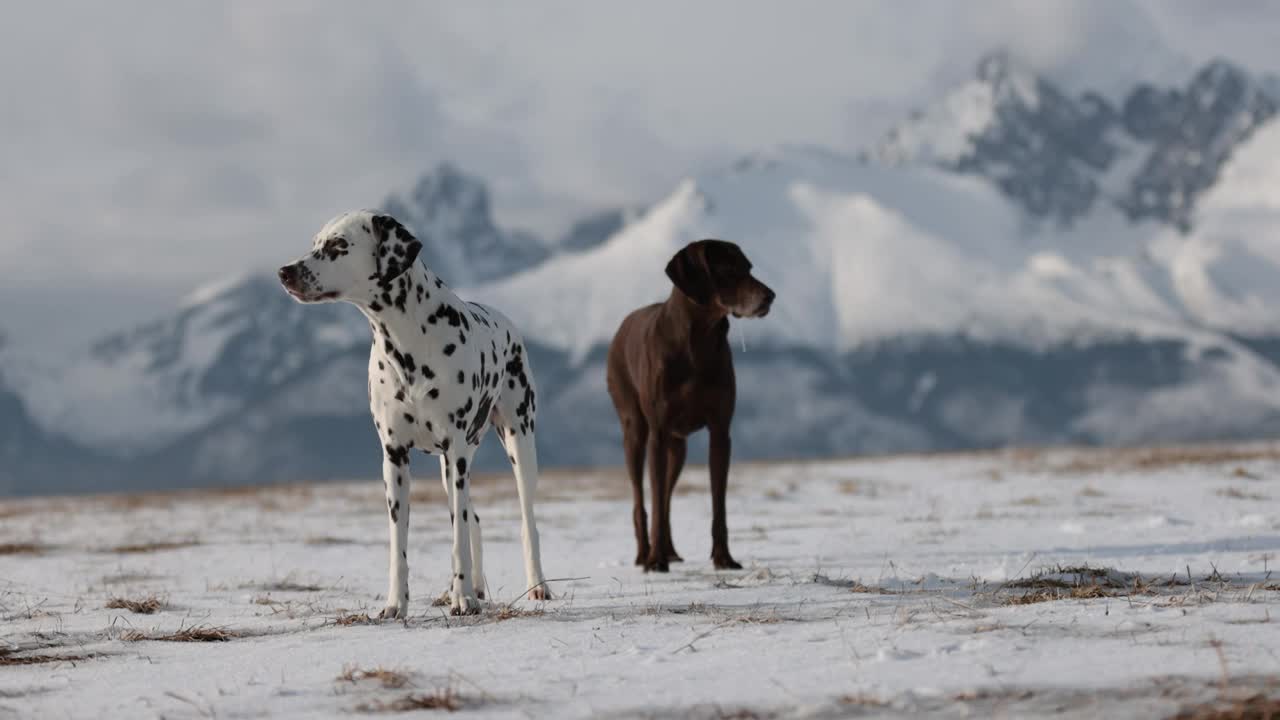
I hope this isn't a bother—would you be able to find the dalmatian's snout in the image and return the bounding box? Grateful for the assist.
[278,262,327,301]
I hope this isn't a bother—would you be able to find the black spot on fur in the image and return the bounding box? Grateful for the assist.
[395,390,405,402]
[403,413,415,424]
[456,457,467,475]
[457,370,465,384]
[443,344,456,356]
[428,388,439,399]
[385,444,410,467]
[461,509,468,522]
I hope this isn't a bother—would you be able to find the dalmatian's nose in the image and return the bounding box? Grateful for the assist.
[278,265,299,286]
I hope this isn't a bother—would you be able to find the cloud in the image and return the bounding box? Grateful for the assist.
[0,0,1274,348]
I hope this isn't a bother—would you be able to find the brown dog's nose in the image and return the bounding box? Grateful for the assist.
[764,287,776,305]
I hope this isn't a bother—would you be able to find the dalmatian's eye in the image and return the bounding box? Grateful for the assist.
[320,238,350,260]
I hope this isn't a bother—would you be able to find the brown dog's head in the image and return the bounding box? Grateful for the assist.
[665,239,775,318]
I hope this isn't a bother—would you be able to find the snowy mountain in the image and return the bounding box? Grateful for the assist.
[12,54,1280,495]
[878,52,1278,229]
[383,163,551,285]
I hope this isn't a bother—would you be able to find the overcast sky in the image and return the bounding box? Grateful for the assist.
[2,0,1279,349]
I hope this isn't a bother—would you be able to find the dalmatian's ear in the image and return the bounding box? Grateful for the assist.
[371,214,423,285]
[665,242,713,305]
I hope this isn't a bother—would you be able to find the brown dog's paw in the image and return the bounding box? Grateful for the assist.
[667,550,684,563]
[644,557,670,573]
[712,555,743,571]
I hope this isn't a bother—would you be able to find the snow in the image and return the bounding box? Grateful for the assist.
[4,445,1280,718]
[876,80,997,166]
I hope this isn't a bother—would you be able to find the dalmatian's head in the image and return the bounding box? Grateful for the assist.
[278,210,422,305]
[665,239,775,318]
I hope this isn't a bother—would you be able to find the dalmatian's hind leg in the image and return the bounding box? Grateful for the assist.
[497,421,549,601]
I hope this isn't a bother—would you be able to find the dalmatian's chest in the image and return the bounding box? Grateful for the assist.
[366,326,510,454]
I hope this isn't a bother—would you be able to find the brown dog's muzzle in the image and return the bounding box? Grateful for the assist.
[754,282,776,317]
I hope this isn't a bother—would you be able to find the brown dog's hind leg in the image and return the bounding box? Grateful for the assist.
[622,415,650,566]
[662,436,686,562]
[708,424,742,570]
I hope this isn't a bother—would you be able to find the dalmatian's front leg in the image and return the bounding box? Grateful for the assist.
[439,454,486,601]
[445,448,481,615]
[378,449,411,619]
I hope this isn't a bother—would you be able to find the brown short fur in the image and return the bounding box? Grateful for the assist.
[606,239,775,572]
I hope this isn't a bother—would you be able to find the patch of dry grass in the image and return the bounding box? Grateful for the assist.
[1231,466,1264,481]
[100,572,165,586]
[104,594,164,614]
[491,605,545,622]
[1078,485,1106,498]
[338,665,411,689]
[242,578,325,593]
[838,694,889,708]
[0,651,99,667]
[106,540,199,554]
[356,687,462,713]
[120,625,239,642]
[329,612,378,626]
[0,542,47,555]
[1001,584,1113,605]
[1216,487,1269,501]
[306,536,360,546]
[1170,693,1280,719]
[1023,442,1280,476]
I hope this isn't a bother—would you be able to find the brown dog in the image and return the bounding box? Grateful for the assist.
[606,239,775,572]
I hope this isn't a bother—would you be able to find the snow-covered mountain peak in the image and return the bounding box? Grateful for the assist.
[383,162,550,285]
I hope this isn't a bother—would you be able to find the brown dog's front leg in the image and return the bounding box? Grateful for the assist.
[708,425,741,570]
[645,432,671,573]
[624,418,650,566]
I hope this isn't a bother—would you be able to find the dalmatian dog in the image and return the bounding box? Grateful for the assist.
[277,210,549,617]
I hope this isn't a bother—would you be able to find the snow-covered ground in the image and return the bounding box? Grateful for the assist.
[4,445,1280,718]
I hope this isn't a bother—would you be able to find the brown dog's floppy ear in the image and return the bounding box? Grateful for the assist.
[371,214,422,286]
[665,243,713,305]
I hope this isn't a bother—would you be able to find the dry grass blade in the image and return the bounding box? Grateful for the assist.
[104,594,164,614]
[120,625,239,642]
[357,687,461,713]
[107,540,199,554]
[338,665,411,689]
